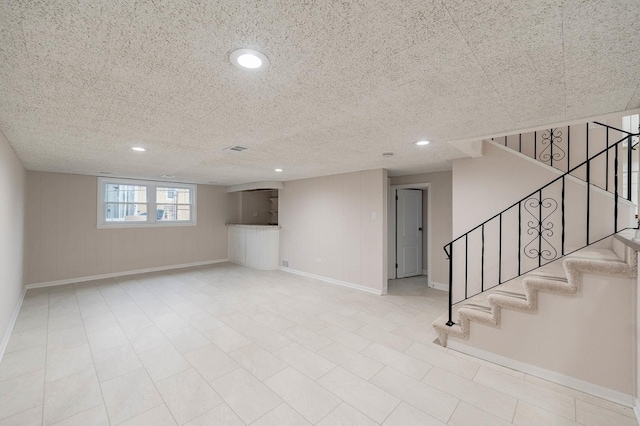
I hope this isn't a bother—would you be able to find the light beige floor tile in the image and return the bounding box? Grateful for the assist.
[448,350,525,379]
[0,372,45,423]
[126,326,170,353]
[186,312,225,333]
[6,327,47,353]
[100,368,163,425]
[47,313,84,334]
[152,313,189,333]
[0,345,46,381]
[317,403,377,426]
[319,312,365,332]
[280,326,333,352]
[202,326,252,353]
[251,311,295,332]
[0,405,43,426]
[264,367,341,424]
[155,369,222,425]
[219,312,260,332]
[350,312,399,332]
[116,314,154,334]
[79,302,111,319]
[43,370,102,425]
[183,344,240,382]
[82,312,119,334]
[45,344,94,383]
[109,301,144,319]
[241,325,292,352]
[448,401,512,426]
[228,343,288,381]
[273,343,336,380]
[422,367,517,421]
[474,367,575,420]
[86,327,128,354]
[252,403,312,426]
[284,311,332,332]
[48,302,80,320]
[47,327,87,354]
[513,401,580,426]
[14,312,48,333]
[317,325,373,352]
[210,369,281,424]
[183,403,243,426]
[362,343,432,380]
[317,343,384,380]
[355,325,412,351]
[50,404,109,426]
[93,344,143,382]
[382,402,446,426]
[391,324,439,346]
[404,342,479,380]
[524,374,636,418]
[369,367,459,423]
[137,344,191,382]
[164,327,210,354]
[317,367,400,424]
[118,404,177,426]
[575,399,638,426]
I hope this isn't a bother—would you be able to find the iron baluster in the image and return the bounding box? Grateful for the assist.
[465,234,468,300]
[446,244,454,326]
[518,202,521,276]
[628,135,633,201]
[498,213,502,284]
[615,144,618,232]
[481,224,485,292]
[561,176,565,256]
[606,129,609,191]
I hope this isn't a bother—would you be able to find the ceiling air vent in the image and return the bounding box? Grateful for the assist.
[223,146,248,152]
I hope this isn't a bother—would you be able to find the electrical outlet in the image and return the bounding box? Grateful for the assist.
[282,259,289,267]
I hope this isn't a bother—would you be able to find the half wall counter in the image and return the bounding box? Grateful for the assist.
[227,224,280,270]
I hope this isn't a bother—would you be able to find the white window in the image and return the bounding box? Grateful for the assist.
[98,178,197,228]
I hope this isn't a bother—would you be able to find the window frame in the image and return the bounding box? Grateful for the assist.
[97,177,197,228]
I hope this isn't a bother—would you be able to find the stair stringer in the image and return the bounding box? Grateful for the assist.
[433,247,637,347]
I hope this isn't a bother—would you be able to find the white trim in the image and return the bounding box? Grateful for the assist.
[422,269,428,276]
[447,340,636,408]
[634,399,640,425]
[429,281,449,291]
[25,259,229,289]
[280,267,384,296]
[0,287,26,365]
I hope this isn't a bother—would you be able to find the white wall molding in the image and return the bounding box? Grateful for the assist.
[25,259,229,289]
[0,287,26,365]
[448,340,636,408]
[634,399,640,425]
[280,267,384,296]
[429,281,449,291]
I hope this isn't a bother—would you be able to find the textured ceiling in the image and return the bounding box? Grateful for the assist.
[1,0,639,185]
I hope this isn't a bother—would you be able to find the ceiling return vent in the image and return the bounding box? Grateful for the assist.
[223,145,248,152]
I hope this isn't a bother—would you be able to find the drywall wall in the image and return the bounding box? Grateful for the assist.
[279,169,388,294]
[0,131,26,353]
[389,172,452,286]
[25,172,232,284]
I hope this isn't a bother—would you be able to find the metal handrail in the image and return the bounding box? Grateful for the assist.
[444,124,640,327]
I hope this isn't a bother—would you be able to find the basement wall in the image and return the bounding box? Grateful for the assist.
[279,169,388,294]
[25,172,233,285]
[0,131,26,355]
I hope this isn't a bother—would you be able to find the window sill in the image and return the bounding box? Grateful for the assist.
[96,221,197,229]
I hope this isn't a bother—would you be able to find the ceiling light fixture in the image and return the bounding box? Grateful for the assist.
[132,147,146,152]
[415,140,430,146]
[274,168,284,172]
[230,49,269,70]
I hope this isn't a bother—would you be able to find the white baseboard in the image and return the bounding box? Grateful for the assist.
[429,281,449,291]
[25,259,229,290]
[280,267,384,296]
[634,399,640,425]
[422,269,428,276]
[0,287,26,365]
[448,340,635,408]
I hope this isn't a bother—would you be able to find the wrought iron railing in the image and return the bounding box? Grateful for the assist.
[445,123,639,327]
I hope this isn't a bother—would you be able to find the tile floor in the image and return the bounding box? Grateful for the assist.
[0,264,637,425]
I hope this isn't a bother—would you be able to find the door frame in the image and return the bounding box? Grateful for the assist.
[388,182,432,283]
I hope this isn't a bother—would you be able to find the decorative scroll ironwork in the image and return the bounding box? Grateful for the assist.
[539,128,565,162]
[524,197,558,261]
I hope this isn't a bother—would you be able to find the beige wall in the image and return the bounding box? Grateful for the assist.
[241,190,274,225]
[25,172,231,284]
[390,171,452,286]
[279,169,388,294]
[0,132,26,348]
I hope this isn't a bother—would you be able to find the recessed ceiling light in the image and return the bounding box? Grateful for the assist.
[230,49,269,70]
[415,140,430,146]
[274,168,284,172]
[132,147,146,152]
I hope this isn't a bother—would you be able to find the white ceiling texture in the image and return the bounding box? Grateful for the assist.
[1,1,639,185]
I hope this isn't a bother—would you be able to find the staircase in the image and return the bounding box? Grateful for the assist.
[433,121,640,347]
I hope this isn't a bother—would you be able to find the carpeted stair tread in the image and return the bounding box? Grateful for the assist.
[432,244,637,347]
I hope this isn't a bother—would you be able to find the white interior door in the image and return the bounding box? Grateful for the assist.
[396,189,422,278]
